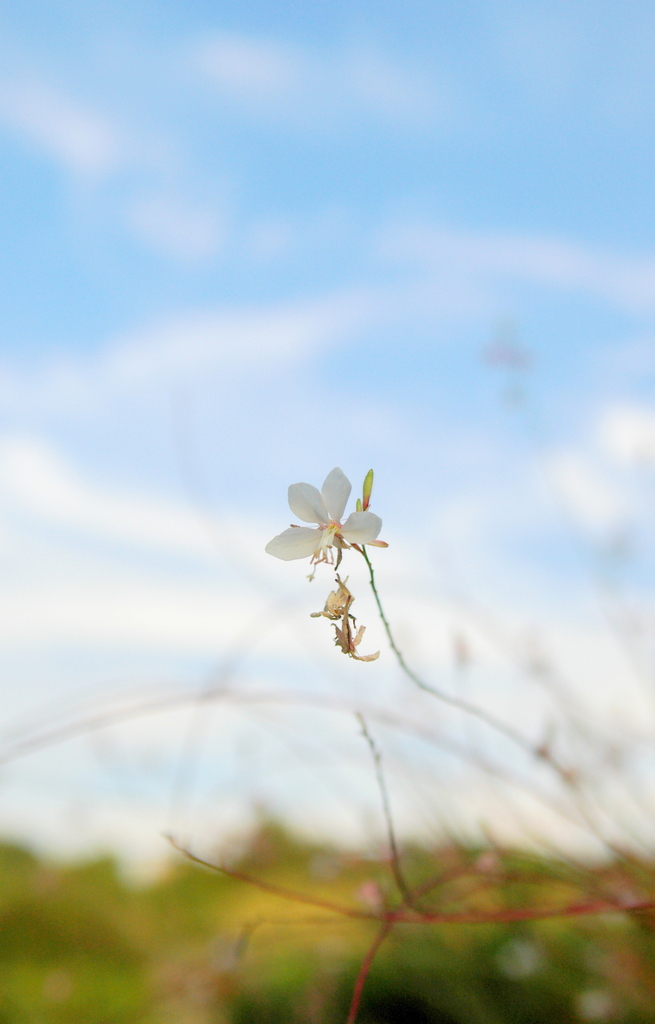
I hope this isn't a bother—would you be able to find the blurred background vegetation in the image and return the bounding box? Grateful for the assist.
[2,819,655,1023]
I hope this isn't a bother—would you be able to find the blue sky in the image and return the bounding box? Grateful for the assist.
[2,0,655,863]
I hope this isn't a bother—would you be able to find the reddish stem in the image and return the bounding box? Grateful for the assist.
[171,840,374,921]
[346,921,394,1024]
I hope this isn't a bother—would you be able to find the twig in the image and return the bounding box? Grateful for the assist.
[0,682,605,849]
[168,837,375,921]
[346,920,393,1024]
[356,713,412,905]
[361,546,584,786]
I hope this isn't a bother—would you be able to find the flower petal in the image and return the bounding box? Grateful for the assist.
[321,467,351,522]
[265,527,320,560]
[340,511,383,544]
[288,483,329,524]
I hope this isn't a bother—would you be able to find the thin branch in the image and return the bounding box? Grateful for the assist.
[393,897,655,929]
[168,837,375,921]
[346,920,394,1024]
[170,836,655,930]
[0,682,608,851]
[361,545,586,787]
[356,713,412,906]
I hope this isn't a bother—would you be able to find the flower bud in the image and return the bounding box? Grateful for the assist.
[362,469,374,511]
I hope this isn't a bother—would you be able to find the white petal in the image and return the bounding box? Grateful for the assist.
[288,483,329,524]
[340,511,382,544]
[321,467,351,522]
[265,527,320,560]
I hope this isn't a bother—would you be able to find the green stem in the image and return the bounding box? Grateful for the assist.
[360,546,564,769]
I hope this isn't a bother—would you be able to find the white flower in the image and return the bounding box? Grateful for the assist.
[265,467,386,568]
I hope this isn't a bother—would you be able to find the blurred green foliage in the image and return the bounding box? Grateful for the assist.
[1,823,655,1023]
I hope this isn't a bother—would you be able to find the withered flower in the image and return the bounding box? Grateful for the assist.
[311,575,379,662]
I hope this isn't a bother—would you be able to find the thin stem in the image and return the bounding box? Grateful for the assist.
[346,921,393,1024]
[357,714,412,905]
[169,839,375,921]
[360,546,570,778]
[171,839,655,928]
[361,548,637,860]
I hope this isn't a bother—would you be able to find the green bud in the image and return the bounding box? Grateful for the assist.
[356,497,363,512]
[362,469,374,510]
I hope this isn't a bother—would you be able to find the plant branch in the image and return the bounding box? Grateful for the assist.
[360,546,573,783]
[168,838,375,921]
[356,713,412,905]
[346,920,393,1024]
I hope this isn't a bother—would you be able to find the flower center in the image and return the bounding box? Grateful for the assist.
[319,522,340,547]
[307,522,346,579]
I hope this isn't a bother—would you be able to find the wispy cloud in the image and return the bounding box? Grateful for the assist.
[379,223,655,313]
[127,192,226,261]
[0,80,122,175]
[0,287,387,418]
[600,404,655,466]
[194,33,449,130]
[0,436,278,655]
[345,46,447,125]
[110,290,378,379]
[0,436,212,555]
[546,449,627,535]
[0,70,229,263]
[0,572,246,653]
[195,33,301,102]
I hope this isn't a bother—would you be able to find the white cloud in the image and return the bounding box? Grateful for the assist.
[379,224,655,314]
[127,193,226,260]
[196,33,301,101]
[547,449,626,533]
[0,287,386,417]
[0,80,121,175]
[0,436,283,656]
[0,577,239,652]
[345,47,448,125]
[600,404,655,465]
[0,435,213,555]
[104,287,380,388]
[194,33,444,130]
